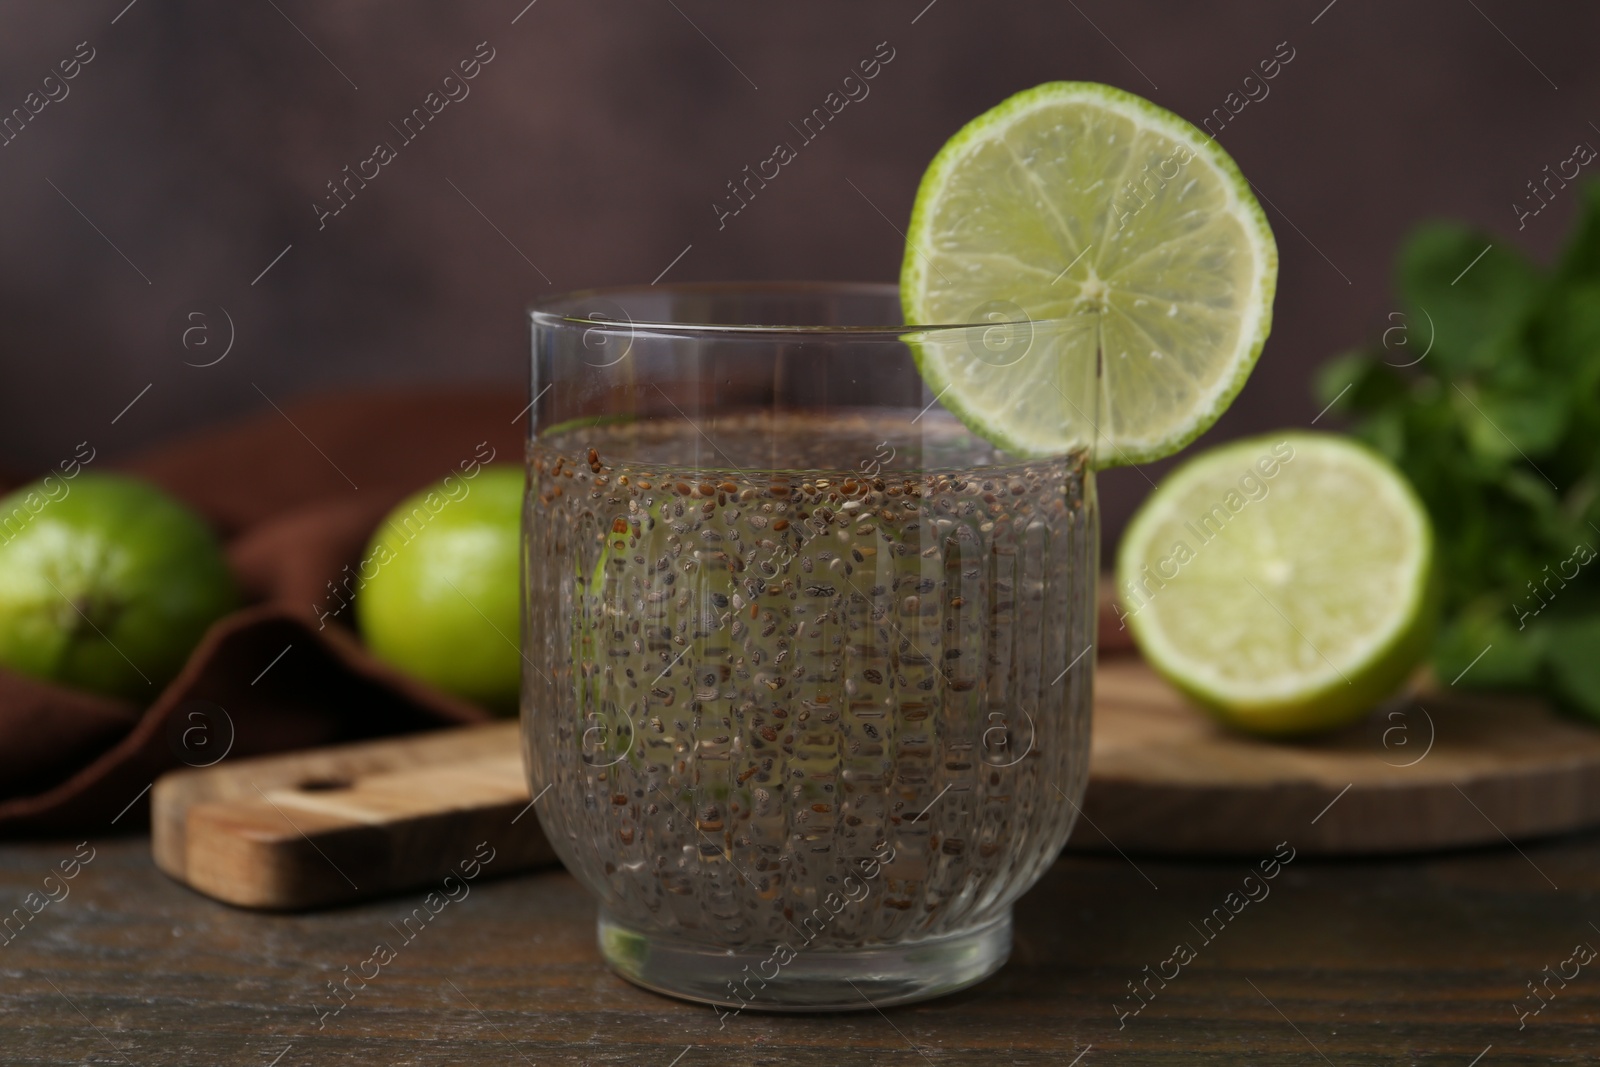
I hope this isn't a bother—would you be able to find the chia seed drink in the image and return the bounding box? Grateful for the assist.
[523,409,1095,996]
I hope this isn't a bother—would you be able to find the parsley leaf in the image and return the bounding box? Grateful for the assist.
[1318,182,1600,721]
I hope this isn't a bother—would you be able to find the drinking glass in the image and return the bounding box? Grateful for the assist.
[523,283,1097,1011]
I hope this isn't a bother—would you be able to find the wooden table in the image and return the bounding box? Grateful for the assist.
[2,833,1597,1065]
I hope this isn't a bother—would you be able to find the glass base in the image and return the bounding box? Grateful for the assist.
[597,909,1012,1012]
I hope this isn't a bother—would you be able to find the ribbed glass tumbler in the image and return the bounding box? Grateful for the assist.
[522,283,1097,1011]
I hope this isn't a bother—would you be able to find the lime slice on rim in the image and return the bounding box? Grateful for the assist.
[1115,432,1437,736]
[901,81,1277,466]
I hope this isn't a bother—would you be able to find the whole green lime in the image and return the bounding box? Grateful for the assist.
[0,472,238,702]
[355,465,523,714]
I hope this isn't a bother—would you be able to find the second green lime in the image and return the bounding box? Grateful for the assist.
[357,465,524,714]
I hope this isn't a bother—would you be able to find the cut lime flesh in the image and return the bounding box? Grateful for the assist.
[1115,432,1436,736]
[901,81,1277,466]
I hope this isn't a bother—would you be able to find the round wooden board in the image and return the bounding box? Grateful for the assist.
[1073,656,1600,856]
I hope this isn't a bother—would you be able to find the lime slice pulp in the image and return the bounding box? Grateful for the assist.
[901,81,1278,466]
[1115,432,1437,736]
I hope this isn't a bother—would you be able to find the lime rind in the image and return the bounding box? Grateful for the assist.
[1116,432,1436,735]
[900,81,1278,468]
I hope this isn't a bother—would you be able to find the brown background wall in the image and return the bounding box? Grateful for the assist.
[0,0,1595,542]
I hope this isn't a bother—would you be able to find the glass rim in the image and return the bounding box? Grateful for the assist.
[527,281,1064,336]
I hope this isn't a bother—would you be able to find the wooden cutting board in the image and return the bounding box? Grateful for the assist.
[1080,657,1600,856]
[153,658,1600,909]
[150,725,554,910]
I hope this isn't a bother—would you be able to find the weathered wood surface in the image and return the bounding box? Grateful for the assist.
[2,834,1598,1064]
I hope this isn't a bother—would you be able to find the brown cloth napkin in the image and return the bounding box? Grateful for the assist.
[0,387,528,837]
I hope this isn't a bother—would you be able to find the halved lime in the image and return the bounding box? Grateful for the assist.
[901,82,1277,465]
[1115,432,1437,736]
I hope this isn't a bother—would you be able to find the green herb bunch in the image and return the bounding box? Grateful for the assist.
[1319,183,1600,719]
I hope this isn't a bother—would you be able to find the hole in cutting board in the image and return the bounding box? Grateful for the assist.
[297,777,353,792]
